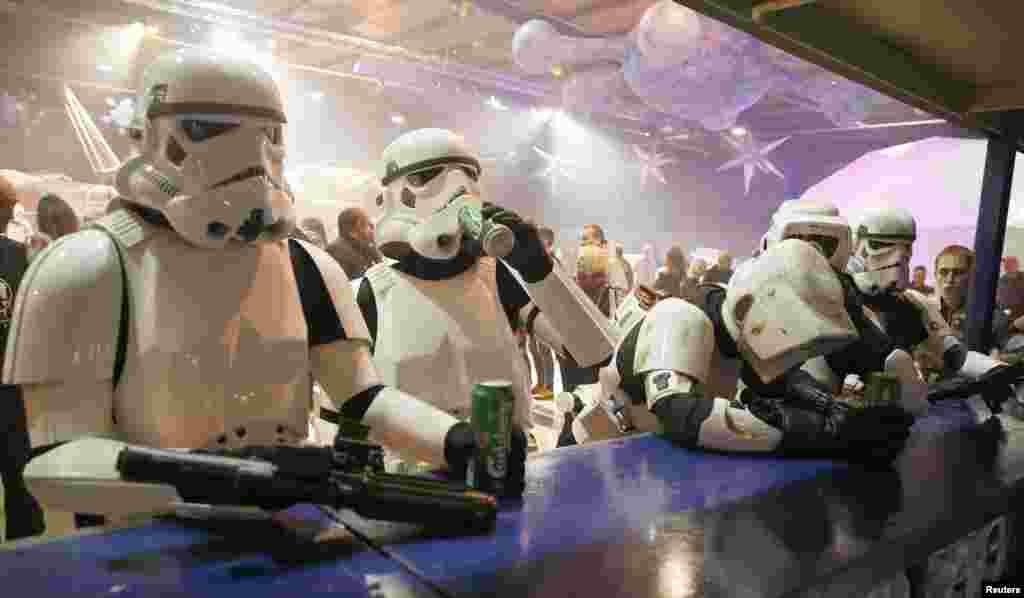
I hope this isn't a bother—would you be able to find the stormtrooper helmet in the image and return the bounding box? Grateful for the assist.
[114,48,295,249]
[848,206,916,296]
[762,199,852,271]
[376,128,482,260]
[723,239,857,383]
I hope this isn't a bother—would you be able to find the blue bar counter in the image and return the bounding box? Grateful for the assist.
[3,400,1020,597]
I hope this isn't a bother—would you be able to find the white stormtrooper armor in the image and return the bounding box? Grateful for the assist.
[7,50,464,518]
[569,241,864,451]
[570,298,782,451]
[375,128,482,261]
[849,207,1006,387]
[724,239,857,385]
[349,128,616,436]
[761,199,852,271]
[733,199,852,290]
[848,206,916,296]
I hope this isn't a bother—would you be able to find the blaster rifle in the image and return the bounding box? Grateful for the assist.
[926,362,1024,414]
[115,438,497,533]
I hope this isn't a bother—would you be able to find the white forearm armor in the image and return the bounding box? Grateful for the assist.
[568,298,783,451]
[520,264,617,368]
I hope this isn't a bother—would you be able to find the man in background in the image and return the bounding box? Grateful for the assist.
[999,256,1024,324]
[580,223,606,248]
[327,206,383,279]
[910,265,934,295]
[529,226,559,398]
[653,245,687,299]
[0,175,44,540]
[702,251,734,285]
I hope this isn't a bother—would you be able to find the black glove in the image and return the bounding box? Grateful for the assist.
[927,362,1024,414]
[480,203,552,283]
[443,421,477,484]
[443,421,526,499]
[978,364,1024,414]
[506,425,527,499]
[747,393,914,466]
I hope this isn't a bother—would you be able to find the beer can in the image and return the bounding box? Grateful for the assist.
[863,372,902,406]
[457,201,516,258]
[468,380,515,495]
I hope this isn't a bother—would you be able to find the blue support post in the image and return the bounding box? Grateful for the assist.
[967,136,1017,352]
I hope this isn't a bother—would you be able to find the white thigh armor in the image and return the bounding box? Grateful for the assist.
[367,257,532,427]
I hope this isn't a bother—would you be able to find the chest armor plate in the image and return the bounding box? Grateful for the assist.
[373,263,530,423]
[115,235,311,448]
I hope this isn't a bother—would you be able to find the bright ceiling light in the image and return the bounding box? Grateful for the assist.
[310,91,325,101]
[486,96,508,111]
[96,64,114,73]
[145,25,159,36]
[530,107,554,121]
[730,126,748,137]
[391,114,405,125]
[551,110,586,145]
[212,28,242,50]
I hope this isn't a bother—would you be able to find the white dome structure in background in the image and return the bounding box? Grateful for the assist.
[800,137,1024,272]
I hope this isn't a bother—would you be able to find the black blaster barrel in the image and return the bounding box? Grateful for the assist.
[926,362,1024,413]
[116,445,498,533]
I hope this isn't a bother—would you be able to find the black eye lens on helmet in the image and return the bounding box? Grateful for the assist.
[406,166,446,188]
[868,239,896,251]
[180,119,240,142]
[457,166,480,182]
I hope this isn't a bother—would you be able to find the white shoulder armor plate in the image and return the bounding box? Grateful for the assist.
[632,298,714,385]
[292,238,370,343]
[4,227,125,385]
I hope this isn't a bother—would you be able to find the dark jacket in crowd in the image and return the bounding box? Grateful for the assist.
[998,271,1024,322]
[326,236,383,280]
[0,235,44,540]
[652,268,684,299]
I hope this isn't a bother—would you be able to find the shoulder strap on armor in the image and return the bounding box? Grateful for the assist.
[360,261,397,350]
[88,209,149,390]
[287,239,347,347]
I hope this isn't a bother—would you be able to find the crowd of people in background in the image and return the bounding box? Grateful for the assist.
[6,175,1024,539]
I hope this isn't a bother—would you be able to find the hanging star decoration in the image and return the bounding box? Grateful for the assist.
[632,143,675,188]
[533,145,578,192]
[716,132,790,196]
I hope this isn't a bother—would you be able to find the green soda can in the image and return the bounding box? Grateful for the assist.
[468,380,516,495]
[456,197,516,258]
[863,372,902,406]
